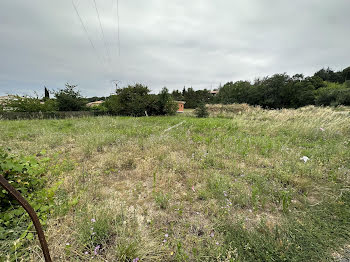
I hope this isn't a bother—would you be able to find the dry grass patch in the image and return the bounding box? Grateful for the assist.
[1,107,350,261]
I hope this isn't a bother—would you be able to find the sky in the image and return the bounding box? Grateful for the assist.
[1,0,349,97]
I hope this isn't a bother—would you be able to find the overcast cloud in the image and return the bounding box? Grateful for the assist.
[0,0,349,97]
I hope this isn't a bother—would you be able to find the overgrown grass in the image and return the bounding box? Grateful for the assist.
[0,105,349,261]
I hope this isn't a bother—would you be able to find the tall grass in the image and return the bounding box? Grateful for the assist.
[0,105,349,261]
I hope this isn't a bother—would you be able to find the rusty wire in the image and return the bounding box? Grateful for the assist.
[0,174,52,262]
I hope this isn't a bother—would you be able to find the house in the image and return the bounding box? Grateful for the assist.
[175,101,186,113]
[86,100,104,107]
[210,90,219,95]
[0,95,16,105]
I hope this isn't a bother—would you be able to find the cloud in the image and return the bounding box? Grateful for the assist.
[0,0,349,97]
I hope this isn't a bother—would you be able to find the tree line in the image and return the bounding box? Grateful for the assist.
[171,66,350,108]
[1,66,349,115]
[1,84,178,116]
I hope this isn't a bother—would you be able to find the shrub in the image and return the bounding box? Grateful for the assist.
[345,80,350,89]
[105,84,151,116]
[336,88,350,106]
[88,104,108,114]
[105,84,178,116]
[315,82,349,106]
[157,87,178,115]
[54,83,87,111]
[104,94,120,115]
[0,149,48,211]
[195,103,209,118]
[154,192,170,209]
[315,87,338,106]
[0,148,55,258]
[5,96,58,112]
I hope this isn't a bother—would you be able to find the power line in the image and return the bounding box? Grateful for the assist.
[71,0,104,66]
[116,0,120,56]
[93,0,111,63]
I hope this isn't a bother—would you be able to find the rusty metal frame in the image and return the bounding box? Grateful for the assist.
[0,174,52,262]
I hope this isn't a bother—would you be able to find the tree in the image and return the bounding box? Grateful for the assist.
[194,103,209,118]
[217,81,251,104]
[114,84,151,116]
[44,87,50,100]
[314,82,343,106]
[289,78,316,107]
[183,87,197,108]
[171,90,184,101]
[104,84,177,116]
[54,84,86,111]
[336,89,350,106]
[256,74,292,108]
[343,67,350,82]
[158,87,178,115]
[315,67,345,83]
[103,94,120,115]
[6,96,58,112]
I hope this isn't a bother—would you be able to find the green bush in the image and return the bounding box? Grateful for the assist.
[105,84,151,116]
[54,83,87,111]
[104,94,120,115]
[157,87,178,115]
[336,88,350,106]
[171,66,350,108]
[88,104,108,114]
[5,96,58,112]
[315,87,338,106]
[105,84,178,116]
[0,149,47,211]
[154,192,170,209]
[345,80,350,88]
[0,148,55,258]
[195,103,209,118]
[315,82,350,106]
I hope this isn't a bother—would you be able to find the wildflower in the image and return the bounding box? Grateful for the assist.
[91,218,96,223]
[300,156,310,163]
[66,243,70,246]
[216,242,219,245]
[192,186,195,192]
[91,227,94,231]
[84,251,89,255]
[320,127,325,132]
[163,239,167,243]
[210,232,214,238]
[223,191,228,197]
[94,245,100,255]
[133,258,140,262]
[92,232,96,235]
[165,233,169,238]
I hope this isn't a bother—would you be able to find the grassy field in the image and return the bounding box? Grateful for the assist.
[1,105,350,261]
